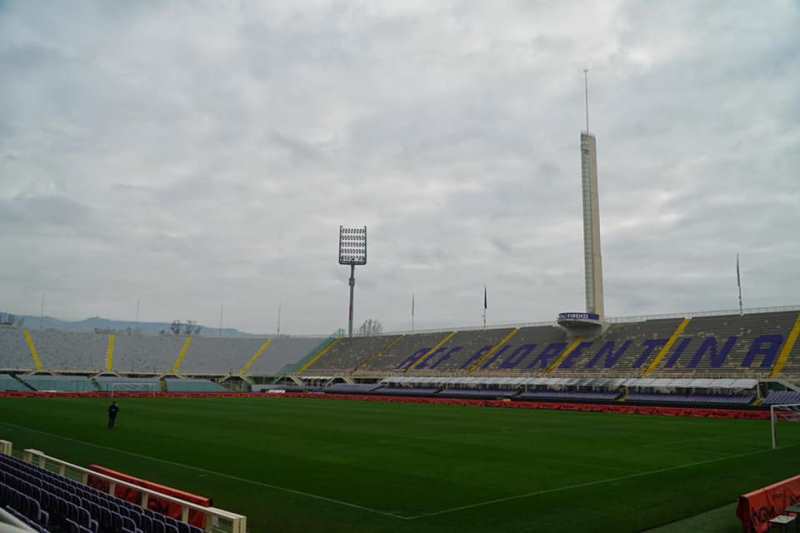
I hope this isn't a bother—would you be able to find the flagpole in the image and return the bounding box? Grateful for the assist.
[737,254,743,316]
[483,286,487,329]
[411,293,415,332]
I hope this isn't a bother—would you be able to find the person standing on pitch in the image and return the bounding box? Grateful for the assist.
[107,401,119,429]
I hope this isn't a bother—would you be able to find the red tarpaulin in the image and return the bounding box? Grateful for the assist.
[737,475,800,532]
[87,464,212,528]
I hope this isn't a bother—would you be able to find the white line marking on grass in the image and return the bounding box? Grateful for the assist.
[0,422,413,521]
[406,444,794,520]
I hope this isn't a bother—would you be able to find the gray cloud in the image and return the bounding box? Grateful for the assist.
[0,1,797,334]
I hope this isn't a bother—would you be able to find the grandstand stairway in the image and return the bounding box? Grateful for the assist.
[171,336,193,375]
[239,339,273,377]
[22,329,44,372]
[467,328,519,373]
[407,331,458,371]
[769,313,800,378]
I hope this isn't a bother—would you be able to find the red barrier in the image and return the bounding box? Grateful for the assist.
[737,475,800,532]
[0,390,770,420]
[87,464,212,527]
[279,392,771,420]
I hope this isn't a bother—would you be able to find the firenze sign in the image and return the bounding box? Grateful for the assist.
[559,312,600,321]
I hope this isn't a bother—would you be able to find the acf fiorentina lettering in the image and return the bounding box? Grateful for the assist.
[396,335,786,371]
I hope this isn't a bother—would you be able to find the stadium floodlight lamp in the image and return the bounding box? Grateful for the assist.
[338,226,367,266]
[338,225,367,338]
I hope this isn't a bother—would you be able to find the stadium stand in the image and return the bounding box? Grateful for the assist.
[245,336,327,375]
[304,311,800,382]
[477,325,568,372]
[415,328,516,372]
[763,390,800,405]
[436,388,519,399]
[114,335,185,374]
[306,335,402,373]
[164,378,225,392]
[16,375,96,393]
[0,328,34,371]
[353,332,454,371]
[377,387,441,397]
[0,452,205,533]
[94,376,162,393]
[180,337,266,375]
[650,312,800,377]
[2,310,799,406]
[29,330,107,373]
[771,314,800,377]
[517,390,620,402]
[551,318,685,376]
[625,392,755,406]
[0,374,30,392]
[324,383,382,394]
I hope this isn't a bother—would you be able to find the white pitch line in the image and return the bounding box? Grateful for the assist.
[0,422,413,520]
[405,444,791,520]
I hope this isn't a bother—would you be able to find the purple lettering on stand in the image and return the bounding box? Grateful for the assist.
[430,347,462,369]
[417,347,448,369]
[688,336,737,368]
[633,339,667,368]
[742,335,784,368]
[478,345,508,369]
[396,348,429,369]
[559,342,594,369]
[460,346,491,369]
[585,341,632,369]
[527,343,568,369]
[499,344,537,369]
[665,338,692,368]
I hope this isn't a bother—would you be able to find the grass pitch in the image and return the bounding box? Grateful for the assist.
[1,396,799,533]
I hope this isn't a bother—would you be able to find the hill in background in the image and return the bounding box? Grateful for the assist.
[0,312,257,337]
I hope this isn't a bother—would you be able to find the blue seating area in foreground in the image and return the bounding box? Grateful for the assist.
[0,453,202,533]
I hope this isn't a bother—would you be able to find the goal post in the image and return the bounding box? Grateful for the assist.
[770,403,800,449]
[109,382,160,398]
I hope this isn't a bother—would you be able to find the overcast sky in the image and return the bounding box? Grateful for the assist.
[1,1,798,335]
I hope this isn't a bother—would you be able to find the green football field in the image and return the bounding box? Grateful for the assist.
[1,397,799,533]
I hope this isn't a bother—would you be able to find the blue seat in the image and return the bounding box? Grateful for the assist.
[153,519,167,533]
[122,515,137,531]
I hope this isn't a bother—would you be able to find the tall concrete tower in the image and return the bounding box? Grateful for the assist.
[581,70,605,318]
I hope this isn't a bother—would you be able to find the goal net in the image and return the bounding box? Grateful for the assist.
[770,403,800,449]
[109,382,160,398]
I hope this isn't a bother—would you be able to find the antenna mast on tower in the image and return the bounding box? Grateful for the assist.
[584,69,590,132]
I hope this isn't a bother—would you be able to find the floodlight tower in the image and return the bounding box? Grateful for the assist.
[581,70,605,319]
[338,225,367,338]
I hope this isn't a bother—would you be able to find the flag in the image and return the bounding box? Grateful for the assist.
[484,286,487,310]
